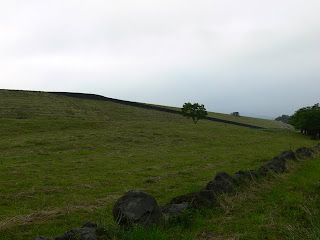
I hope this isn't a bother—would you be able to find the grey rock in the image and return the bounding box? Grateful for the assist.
[311,144,320,153]
[161,202,188,218]
[258,165,270,176]
[113,190,163,227]
[278,150,296,160]
[266,157,286,173]
[234,170,257,183]
[295,147,312,158]
[169,190,216,209]
[34,222,109,240]
[55,227,97,240]
[258,157,286,175]
[81,222,98,228]
[206,172,233,194]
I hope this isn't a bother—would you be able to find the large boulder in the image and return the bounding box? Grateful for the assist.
[161,202,188,218]
[206,172,234,194]
[113,190,163,227]
[169,190,216,209]
[295,147,312,158]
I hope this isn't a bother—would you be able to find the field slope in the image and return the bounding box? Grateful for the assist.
[149,103,284,129]
[0,89,283,128]
[0,89,316,239]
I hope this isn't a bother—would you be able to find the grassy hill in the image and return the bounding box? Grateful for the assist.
[0,90,183,122]
[0,89,317,239]
[0,89,284,128]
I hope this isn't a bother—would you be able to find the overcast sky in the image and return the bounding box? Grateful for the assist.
[1,0,319,118]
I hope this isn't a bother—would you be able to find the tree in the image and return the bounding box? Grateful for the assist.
[290,103,320,139]
[275,115,290,123]
[181,102,208,124]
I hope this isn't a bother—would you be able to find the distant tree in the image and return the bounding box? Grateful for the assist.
[181,102,208,124]
[290,103,320,139]
[231,112,240,117]
[275,115,290,123]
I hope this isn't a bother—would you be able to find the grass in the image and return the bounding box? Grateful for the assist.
[0,89,317,239]
[0,89,283,128]
[148,103,284,129]
[118,156,320,239]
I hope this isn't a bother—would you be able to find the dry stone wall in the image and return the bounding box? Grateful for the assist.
[34,143,320,240]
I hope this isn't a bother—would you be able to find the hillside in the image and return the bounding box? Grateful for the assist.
[149,103,284,129]
[0,89,317,239]
[0,89,183,122]
[0,89,284,129]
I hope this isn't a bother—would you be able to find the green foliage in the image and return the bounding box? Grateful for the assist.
[290,103,320,137]
[275,114,290,123]
[181,102,208,124]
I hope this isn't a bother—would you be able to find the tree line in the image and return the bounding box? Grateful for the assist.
[276,103,320,139]
[289,103,320,139]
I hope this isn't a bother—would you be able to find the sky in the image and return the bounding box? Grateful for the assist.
[0,0,319,118]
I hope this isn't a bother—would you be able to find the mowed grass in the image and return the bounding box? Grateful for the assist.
[0,89,316,239]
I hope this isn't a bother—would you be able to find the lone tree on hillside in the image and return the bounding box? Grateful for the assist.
[181,102,208,124]
[290,103,320,139]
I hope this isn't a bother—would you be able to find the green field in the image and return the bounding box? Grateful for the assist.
[0,89,283,128]
[0,89,318,239]
[119,156,320,240]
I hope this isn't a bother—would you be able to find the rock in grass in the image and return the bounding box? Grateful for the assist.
[113,190,163,227]
[81,222,98,228]
[266,156,286,173]
[206,172,234,194]
[278,150,296,160]
[258,157,286,175]
[55,228,97,240]
[169,190,216,209]
[161,202,189,218]
[295,147,312,158]
[258,165,270,176]
[34,222,107,240]
[311,144,320,153]
[55,222,102,240]
[233,170,258,183]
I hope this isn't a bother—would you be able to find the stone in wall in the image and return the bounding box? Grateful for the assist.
[113,190,163,227]
[206,172,234,194]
